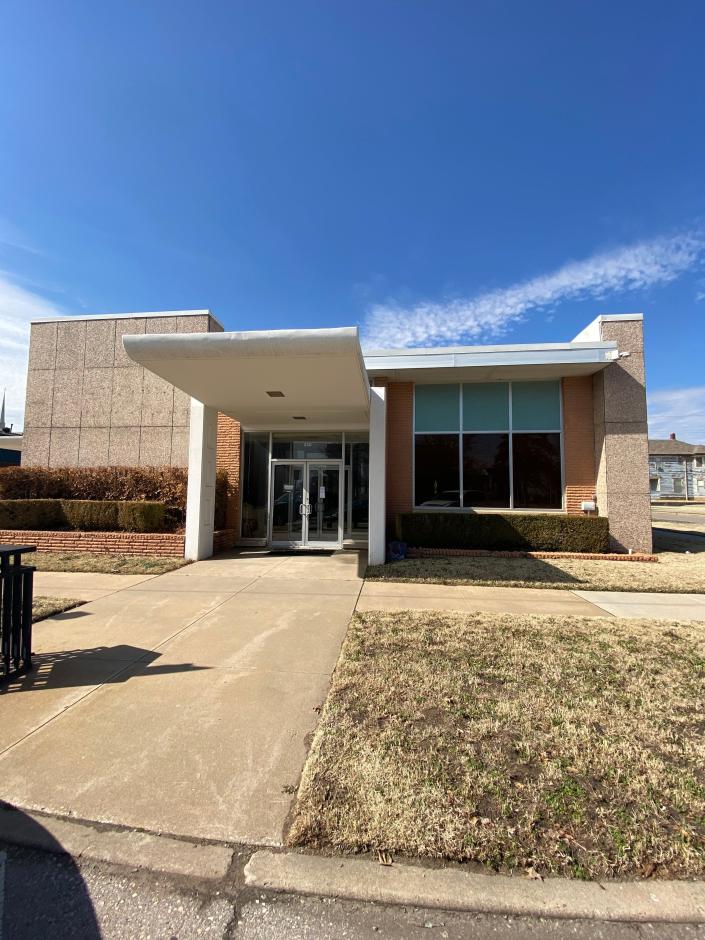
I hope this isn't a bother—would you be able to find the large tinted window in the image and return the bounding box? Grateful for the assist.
[414,435,460,507]
[241,433,269,538]
[512,433,562,508]
[415,385,459,432]
[511,381,561,431]
[413,382,563,510]
[462,434,510,507]
[462,383,509,432]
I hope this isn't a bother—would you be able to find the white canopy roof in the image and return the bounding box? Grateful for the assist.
[123,327,371,429]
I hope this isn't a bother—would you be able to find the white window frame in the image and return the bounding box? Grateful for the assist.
[412,380,565,513]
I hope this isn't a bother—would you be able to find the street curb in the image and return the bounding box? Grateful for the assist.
[0,806,233,881]
[244,850,705,923]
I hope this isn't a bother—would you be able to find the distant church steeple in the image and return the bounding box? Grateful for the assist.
[1,389,9,434]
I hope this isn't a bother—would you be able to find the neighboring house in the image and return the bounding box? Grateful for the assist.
[648,434,705,500]
[0,391,22,466]
[20,310,652,560]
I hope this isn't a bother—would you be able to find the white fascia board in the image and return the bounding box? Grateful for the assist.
[125,325,362,360]
[364,342,618,373]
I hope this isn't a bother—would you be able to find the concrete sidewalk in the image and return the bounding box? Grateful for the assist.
[357,580,705,621]
[4,548,704,860]
[34,570,157,601]
[1,550,364,846]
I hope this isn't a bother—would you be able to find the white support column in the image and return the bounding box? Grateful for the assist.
[184,399,217,560]
[368,385,387,565]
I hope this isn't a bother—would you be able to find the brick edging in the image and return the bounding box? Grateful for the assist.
[0,528,237,558]
[408,547,659,563]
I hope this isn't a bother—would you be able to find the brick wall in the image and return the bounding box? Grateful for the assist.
[562,376,597,514]
[22,312,221,469]
[216,414,241,549]
[385,382,414,530]
[0,529,186,557]
[0,528,236,557]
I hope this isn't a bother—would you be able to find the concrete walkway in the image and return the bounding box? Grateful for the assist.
[358,580,705,621]
[4,549,704,857]
[1,550,364,845]
[34,570,157,601]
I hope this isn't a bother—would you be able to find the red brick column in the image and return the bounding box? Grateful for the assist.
[216,413,241,548]
[562,377,597,514]
[384,382,414,533]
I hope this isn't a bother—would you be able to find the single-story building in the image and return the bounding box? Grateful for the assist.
[649,434,705,500]
[20,310,652,561]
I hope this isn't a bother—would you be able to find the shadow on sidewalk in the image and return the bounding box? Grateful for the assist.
[1,646,209,694]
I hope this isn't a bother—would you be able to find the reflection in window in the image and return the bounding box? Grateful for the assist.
[462,434,510,507]
[413,381,564,511]
[271,434,342,459]
[512,433,562,509]
[241,433,269,538]
[414,435,460,507]
[345,441,369,537]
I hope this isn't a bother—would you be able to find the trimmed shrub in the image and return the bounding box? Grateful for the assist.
[0,499,166,533]
[0,499,65,530]
[0,466,230,529]
[395,512,610,554]
[0,465,187,503]
[118,501,167,533]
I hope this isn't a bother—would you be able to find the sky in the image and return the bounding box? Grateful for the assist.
[1,0,704,439]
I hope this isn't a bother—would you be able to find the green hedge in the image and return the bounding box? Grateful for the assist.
[394,512,610,553]
[0,466,230,529]
[0,499,167,533]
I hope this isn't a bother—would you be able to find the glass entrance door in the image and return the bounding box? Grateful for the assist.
[269,461,342,548]
[270,463,305,545]
[306,463,341,546]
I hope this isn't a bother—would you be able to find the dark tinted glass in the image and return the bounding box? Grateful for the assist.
[241,433,269,538]
[512,433,562,509]
[349,442,369,536]
[414,435,460,507]
[462,434,510,507]
[271,434,342,459]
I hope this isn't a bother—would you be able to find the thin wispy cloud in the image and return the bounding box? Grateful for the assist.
[362,231,704,349]
[0,272,63,429]
[648,386,705,445]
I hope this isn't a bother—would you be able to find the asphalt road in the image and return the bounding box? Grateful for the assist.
[651,509,705,530]
[2,844,704,940]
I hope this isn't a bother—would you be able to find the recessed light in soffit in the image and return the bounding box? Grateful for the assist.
[292,416,306,420]
[266,390,285,397]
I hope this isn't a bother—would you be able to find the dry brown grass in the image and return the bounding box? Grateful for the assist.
[30,552,188,576]
[288,609,705,880]
[366,528,705,594]
[32,596,84,622]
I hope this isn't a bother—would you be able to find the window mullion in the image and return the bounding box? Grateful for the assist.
[459,384,463,509]
[508,382,514,510]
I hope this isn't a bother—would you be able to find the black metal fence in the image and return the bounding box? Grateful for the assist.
[0,545,36,681]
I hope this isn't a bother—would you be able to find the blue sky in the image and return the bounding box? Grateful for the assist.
[1,1,704,438]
